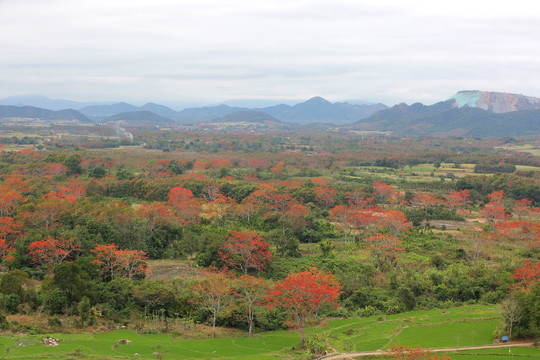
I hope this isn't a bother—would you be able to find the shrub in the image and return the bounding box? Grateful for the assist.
[4,293,20,314]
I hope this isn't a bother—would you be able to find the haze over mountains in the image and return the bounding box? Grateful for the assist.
[1,91,540,137]
[0,95,388,125]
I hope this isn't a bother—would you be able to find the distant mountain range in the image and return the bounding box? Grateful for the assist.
[0,105,91,123]
[2,91,540,137]
[0,95,388,125]
[351,91,540,137]
[76,96,387,125]
[212,110,281,124]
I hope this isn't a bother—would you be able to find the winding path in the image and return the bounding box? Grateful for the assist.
[318,342,537,359]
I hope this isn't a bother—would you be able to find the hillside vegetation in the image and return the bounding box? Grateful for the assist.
[0,127,537,359]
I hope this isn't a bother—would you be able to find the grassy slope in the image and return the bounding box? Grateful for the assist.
[2,305,538,359]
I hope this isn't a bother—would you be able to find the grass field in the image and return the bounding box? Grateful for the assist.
[496,144,540,156]
[1,305,538,359]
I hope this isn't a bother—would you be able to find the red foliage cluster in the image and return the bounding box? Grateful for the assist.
[266,267,341,346]
[494,220,540,248]
[364,233,404,272]
[42,181,86,204]
[167,186,201,225]
[373,180,398,203]
[28,236,79,269]
[510,259,540,292]
[218,229,273,275]
[43,163,68,176]
[446,189,471,211]
[0,185,23,217]
[411,194,442,209]
[91,243,149,280]
[191,269,236,338]
[386,345,450,360]
[313,177,336,209]
[240,184,309,230]
[330,204,411,242]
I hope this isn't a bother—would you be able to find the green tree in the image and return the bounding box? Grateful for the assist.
[53,262,86,304]
[3,293,20,314]
[63,154,83,175]
[512,282,540,338]
[44,288,68,314]
[0,270,30,300]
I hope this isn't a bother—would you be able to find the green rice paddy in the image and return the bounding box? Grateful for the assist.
[1,305,538,359]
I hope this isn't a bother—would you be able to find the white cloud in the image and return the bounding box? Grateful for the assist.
[1,0,540,105]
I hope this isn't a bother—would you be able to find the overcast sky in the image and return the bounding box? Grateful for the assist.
[1,0,540,106]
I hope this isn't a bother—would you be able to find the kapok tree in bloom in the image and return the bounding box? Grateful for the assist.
[191,270,236,338]
[363,233,404,272]
[266,267,341,347]
[219,229,273,275]
[91,243,120,280]
[115,248,149,279]
[28,236,79,271]
[510,259,540,292]
[91,243,149,280]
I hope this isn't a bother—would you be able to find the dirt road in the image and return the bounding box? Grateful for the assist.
[318,342,536,359]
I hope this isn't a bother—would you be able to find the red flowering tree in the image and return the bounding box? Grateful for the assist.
[510,260,540,292]
[482,202,510,231]
[0,216,23,245]
[42,181,86,204]
[91,243,149,280]
[19,198,66,230]
[329,204,354,243]
[446,189,471,210]
[191,270,236,338]
[266,267,341,347]
[373,180,397,204]
[91,243,120,280]
[28,236,79,270]
[312,178,336,209]
[219,229,273,275]
[0,216,23,264]
[201,194,238,224]
[411,194,442,209]
[494,220,540,247]
[43,163,68,176]
[115,248,149,279]
[0,238,11,264]
[138,202,174,233]
[376,209,412,237]
[363,233,404,272]
[513,198,533,219]
[167,186,201,225]
[0,185,23,217]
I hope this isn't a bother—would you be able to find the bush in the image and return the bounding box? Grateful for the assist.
[48,316,62,328]
[78,296,91,324]
[4,293,20,314]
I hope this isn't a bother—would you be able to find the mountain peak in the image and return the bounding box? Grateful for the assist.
[305,96,331,104]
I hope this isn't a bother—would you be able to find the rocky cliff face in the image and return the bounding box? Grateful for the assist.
[452,90,540,113]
